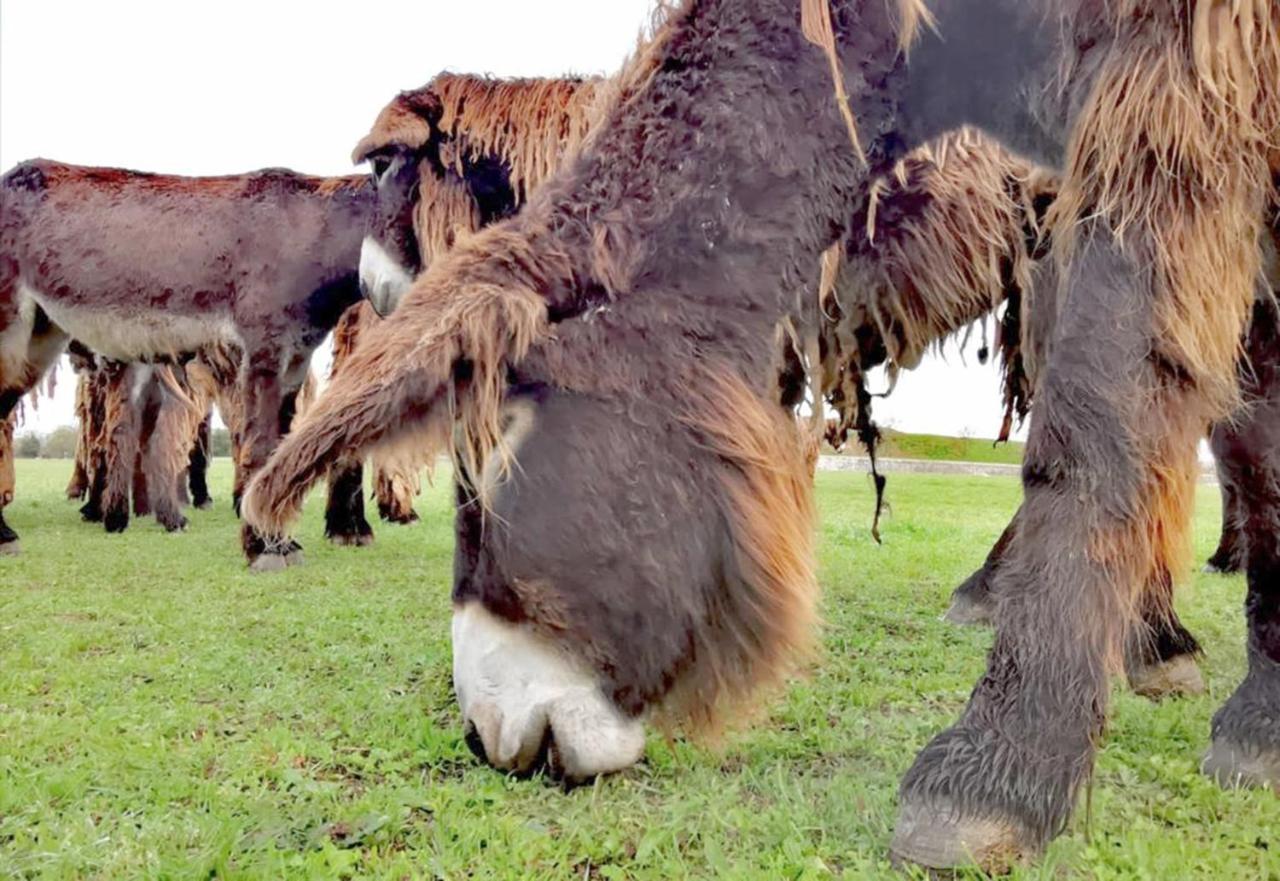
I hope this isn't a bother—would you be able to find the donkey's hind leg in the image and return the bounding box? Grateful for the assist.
[100,362,143,533]
[1204,297,1280,792]
[374,459,420,525]
[945,508,1017,626]
[1124,567,1205,699]
[1205,423,1247,575]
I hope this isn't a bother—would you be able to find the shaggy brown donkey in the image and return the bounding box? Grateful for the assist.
[69,356,210,533]
[0,162,371,563]
[326,75,605,546]
[244,0,1279,870]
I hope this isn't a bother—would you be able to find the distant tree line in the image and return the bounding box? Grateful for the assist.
[15,427,234,459]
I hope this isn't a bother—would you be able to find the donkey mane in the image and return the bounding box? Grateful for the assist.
[353,74,607,203]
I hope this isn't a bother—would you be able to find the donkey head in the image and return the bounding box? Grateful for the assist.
[352,82,519,317]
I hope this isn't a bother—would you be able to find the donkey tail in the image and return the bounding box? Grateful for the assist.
[241,258,549,541]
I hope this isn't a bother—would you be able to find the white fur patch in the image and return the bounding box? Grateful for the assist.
[0,292,37,381]
[452,602,646,780]
[19,281,235,361]
[359,237,414,317]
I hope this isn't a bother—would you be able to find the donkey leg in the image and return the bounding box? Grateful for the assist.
[0,413,17,555]
[143,387,193,533]
[945,508,1018,626]
[239,348,294,570]
[1203,301,1280,791]
[1205,423,1247,575]
[893,229,1210,871]
[1125,567,1205,699]
[188,413,213,510]
[99,363,144,533]
[324,455,374,547]
[374,460,420,524]
[1203,458,1280,792]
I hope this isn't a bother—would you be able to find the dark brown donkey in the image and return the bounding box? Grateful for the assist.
[0,162,371,564]
[244,0,1279,871]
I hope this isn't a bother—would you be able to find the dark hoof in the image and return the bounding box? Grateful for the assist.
[80,503,103,523]
[194,498,214,511]
[328,532,374,548]
[1202,741,1280,793]
[1202,560,1241,576]
[159,516,189,534]
[891,798,1033,874]
[378,503,420,525]
[1128,654,1206,700]
[249,553,290,574]
[943,592,995,627]
[104,509,130,534]
[0,540,19,557]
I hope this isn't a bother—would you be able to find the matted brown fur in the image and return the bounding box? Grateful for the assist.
[663,365,818,732]
[1049,0,1280,650]
[822,128,1054,444]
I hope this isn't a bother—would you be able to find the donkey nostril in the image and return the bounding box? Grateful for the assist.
[463,721,489,764]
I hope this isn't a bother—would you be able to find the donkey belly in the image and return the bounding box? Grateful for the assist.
[18,280,235,361]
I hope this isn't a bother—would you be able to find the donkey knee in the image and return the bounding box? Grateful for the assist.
[451,602,645,782]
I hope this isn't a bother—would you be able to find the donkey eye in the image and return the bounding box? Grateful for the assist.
[371,157,392,180]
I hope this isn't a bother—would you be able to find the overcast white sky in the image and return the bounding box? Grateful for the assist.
[1,0,1021,441]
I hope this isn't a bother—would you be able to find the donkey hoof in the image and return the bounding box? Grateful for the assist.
[104,510,130,534]
[284,550,305,568]
[161,517,189,534]
[329,532,374,548]
[452,603,646,782]
[0,540,20,557]
[195,499,214,511]
[1203,740,1280,793]
[942,593,995,627]
[891,798,1033,874]
[249,553,290,574]
[1128,654,1206,700]
[1202,560,1239,576]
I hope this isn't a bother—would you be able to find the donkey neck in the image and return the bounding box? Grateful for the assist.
[545,0,908,342]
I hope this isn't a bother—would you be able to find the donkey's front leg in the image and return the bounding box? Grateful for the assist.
[945,508,1017,626]
[188,412,213,510]
[325,455,374,546]
[893,227,1213,871]
[0,413,18,555]
[239,347,295,570]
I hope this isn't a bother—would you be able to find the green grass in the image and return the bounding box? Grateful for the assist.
[1,459,1276,879]
[876,430,1024,465]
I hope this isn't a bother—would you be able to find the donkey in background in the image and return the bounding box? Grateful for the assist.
[0,160,372,565]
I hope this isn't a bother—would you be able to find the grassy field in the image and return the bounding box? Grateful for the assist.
[1,459,1275,879]
[824,430,1025,465]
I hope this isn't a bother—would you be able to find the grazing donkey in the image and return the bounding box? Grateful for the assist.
[245,0,1279,871]
[0,161,372,564]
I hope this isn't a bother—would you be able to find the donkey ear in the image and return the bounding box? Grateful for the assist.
[352,92,440,165]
